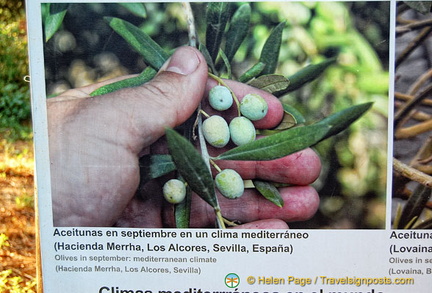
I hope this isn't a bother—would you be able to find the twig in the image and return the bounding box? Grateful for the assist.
[182,2,197,48]
[393,158,432,189]
[407,68,432,95]
[396,26,432,69]
[396,19,432,36]
[182,2,225,229]
[394,83,432,129]
[395,92,432,107]
[395,119,432,139]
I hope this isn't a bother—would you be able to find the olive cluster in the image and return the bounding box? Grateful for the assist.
[203,85,268,148]
[162,85,269,203]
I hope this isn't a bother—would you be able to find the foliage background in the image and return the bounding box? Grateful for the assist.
[42,2,389,229]
[0,0,31,140]
[1,1,36,292]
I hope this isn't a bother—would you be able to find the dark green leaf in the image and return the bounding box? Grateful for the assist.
[138,154,176,185]
[217,123,330,161]
[398,184,432,229]
[105,17,169,70]
[165,128,218,208]
[316,102,373,142]
[259,22,285,75]
[119,3,147,18]
[205,2,232,63]
[248,74,290,96]
[175,183,192,228]
[44,3,69,42]
[224,4,251,63]
[199,43,217,74]
[285,58,337,93]
[253,180,284,207]
[239,62,266,83]
[90,67,157,96]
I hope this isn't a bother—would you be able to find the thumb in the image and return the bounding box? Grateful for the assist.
[119,46,208,149]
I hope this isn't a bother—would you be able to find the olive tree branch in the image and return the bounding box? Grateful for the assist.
[183,2,226,229]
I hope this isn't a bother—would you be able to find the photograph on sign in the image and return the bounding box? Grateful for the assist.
[40,1,389,229]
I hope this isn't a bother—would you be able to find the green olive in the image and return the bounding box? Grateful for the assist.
[163,179,186,204]
[209,85,233,111]
[240,93,268,121]
[202,115,230,148]
[229,116,256,146]
[215,169,244,199]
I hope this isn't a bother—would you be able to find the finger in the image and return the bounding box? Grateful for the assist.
[214,147,321,185]
[181,185,319,228]
[232,219,289,229]
[204,78,284,129]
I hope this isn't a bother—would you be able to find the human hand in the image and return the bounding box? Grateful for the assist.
[48,46,321,228]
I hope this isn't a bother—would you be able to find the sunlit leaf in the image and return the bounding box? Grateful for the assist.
[105,17,169,70]
[398,184,432,229]
[44,3,69,42]
[119,3,147,18]
[285,57,337,93]
[206,2,232,63]
[224,4,251,63]
[253,180,284,207]
[259,22,286,75]
[165,128,218,208]
[248,74,290,96]
[138,154,176,185]
[90,67,157,96]
[217,123,330,161]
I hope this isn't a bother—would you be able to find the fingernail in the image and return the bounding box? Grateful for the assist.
[164,47,200,75]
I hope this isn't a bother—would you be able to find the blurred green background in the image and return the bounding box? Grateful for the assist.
[1,0,30,141]
[5,2,390,229]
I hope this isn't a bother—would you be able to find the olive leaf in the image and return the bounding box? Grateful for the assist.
[119,3,147,18]
[253,180,284,207]
[205,2,232,64]
[397,184,432,229]
[175,182,192,228]
[105,17,169,70]
[284,57,337,93]
[218,49,232,79]
[90,67,157,96]
[248,74,290,96]
[259,21,286,75]
[282,103,306,125]
[199,43,217,74]
[263,104,305,133]
[138,154,176,186]
[224,4,251,63]
[217,123,330,161]
[43,3,69,42]
[316,102,374,142]
[165,128,218,209]
[239,62,266,83]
